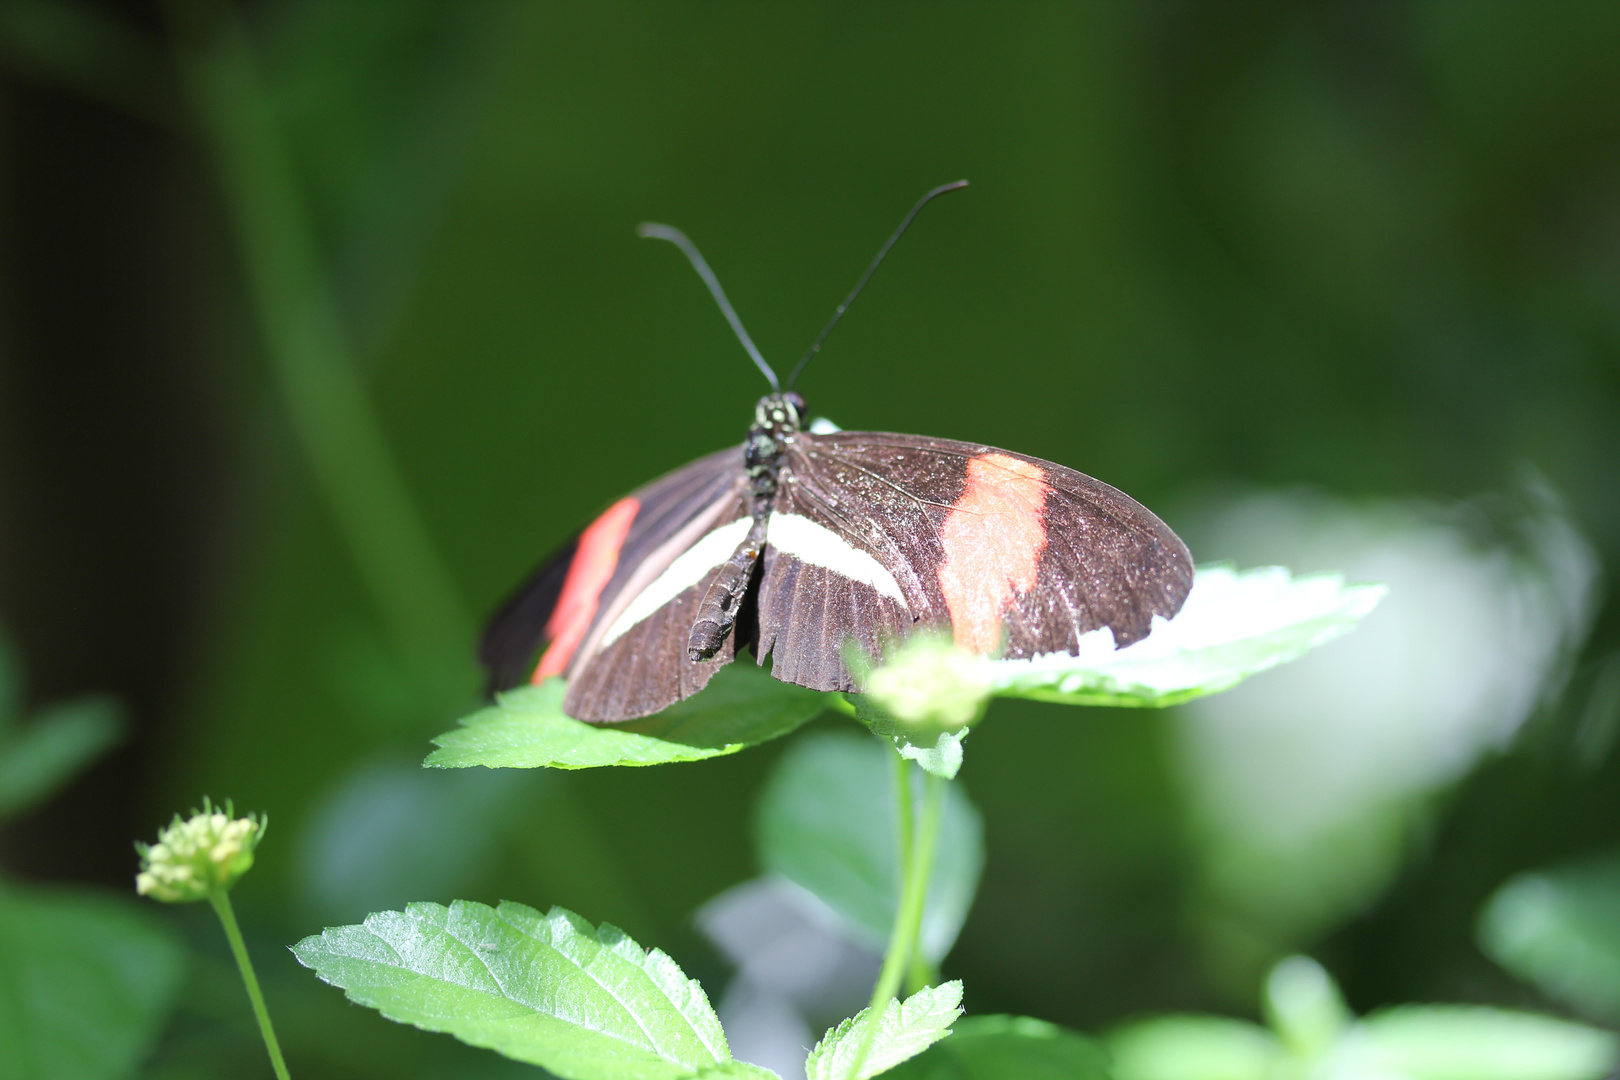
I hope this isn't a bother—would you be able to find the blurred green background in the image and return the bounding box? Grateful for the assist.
[1,2,1618,1077]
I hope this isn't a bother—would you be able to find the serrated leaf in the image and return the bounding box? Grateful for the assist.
[0,697,122,820]
[882,1015,1110,1080]
[0,880,185,1080]
[1351,1006,1617,1080]
[293,899,771,1080]
[805,981,963,1080]
[1107,1016,1282,1080]
[988,564,1385,707]
[427,661,828,770]
[1479,853,1620,1022]
[756,732,983,961]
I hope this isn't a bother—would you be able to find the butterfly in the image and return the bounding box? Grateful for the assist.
[481,182,1193,722]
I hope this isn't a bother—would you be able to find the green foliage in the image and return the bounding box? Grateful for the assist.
[0,635,174,1080]
[296,757,531,923]
[1480,850,1620,1021]
[1110,1016,1282,1080]
[1261,955,1351,1058]
[756,732,983,962]
[0,696,122,820]
[0,880,185,1080]
[426,662,828,770]
[881,1015,1110,1080]
[840,695,970,781]
[0,628,123,821]
[989,565,1385,707]
[293,899,775,1080]
[803,981,962,1080]
[1352,1008,1618,1080]
[1108,955,1617,1080]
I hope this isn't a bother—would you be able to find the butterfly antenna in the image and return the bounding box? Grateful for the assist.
[637,222,779,391]
[786,180,968,389]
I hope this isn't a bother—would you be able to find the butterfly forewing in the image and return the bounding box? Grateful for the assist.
[753,431,1193,692]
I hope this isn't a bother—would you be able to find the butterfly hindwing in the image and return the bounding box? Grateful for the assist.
[480,530,580,694]
[480,446,748,710]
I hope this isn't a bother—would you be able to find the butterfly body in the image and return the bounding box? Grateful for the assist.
[482,393,1193,722]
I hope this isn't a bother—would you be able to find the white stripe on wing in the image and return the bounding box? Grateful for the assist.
[767,512,908,606]
[600,516,754,647]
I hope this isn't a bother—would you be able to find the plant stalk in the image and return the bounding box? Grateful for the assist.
[171,6,471,700]
[209,891,291,1080]
[845,759,947,1080]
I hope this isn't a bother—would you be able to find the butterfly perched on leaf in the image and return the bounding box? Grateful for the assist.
[482,183,1193,722]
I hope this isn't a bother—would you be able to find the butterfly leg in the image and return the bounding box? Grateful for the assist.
[689,511,769,660]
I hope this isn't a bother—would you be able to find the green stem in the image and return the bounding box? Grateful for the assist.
[893,750,914,918]
[845,760,946,1080]
[170,6,471,697]
[209,891,291,1080]
[906,945,939,996]
[890,752,938,995]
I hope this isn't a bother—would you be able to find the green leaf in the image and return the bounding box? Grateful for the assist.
[295,755,531,923]
[426,661,828,770]
[1262,955,1351,1058]
[0,880,185,1080]
[882,1015,1110,1079]
[804,981,963,1080]
[988,564,1385,707]
[1352,1006,1617,1080]
[1107,1016,1282,1080]
[891,727,967,780]
[756,732,983,961]
[1479,852,1620,1021]
[843,695,970,780]
[0,696,122,820]
[293,899,774,1080]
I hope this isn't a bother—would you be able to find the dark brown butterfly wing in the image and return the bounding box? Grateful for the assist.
[478,445,749,719]
[755,431,1192,692]
[480,531,579,693]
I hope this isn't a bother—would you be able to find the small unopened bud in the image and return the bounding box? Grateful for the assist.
[863,634,992,733]
[135,799,265,903]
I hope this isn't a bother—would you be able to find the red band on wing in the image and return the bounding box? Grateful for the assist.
[937,453,1051,654]
[533,497,639,681]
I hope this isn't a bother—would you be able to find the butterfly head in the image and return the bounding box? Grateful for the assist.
[754,392,806,437]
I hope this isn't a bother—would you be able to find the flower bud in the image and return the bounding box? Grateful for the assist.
[135,799,264,903]
[863,634,992,734]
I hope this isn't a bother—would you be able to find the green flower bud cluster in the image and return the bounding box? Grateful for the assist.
[864,633,992,733]
[135,799,265,903]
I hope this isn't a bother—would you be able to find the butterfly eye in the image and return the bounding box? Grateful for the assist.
[783,392,806,428]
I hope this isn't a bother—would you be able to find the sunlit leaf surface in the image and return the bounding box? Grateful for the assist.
[804,981,962,1080]
[1109,1002,1616,1080]
[1109,1015,1283,1080]
[1353,1006,1617,1080]
[293,899,775,1080]
[0,882,184,1080]
[426,661,827,770]
[883,1015,1109,1080]
[756,732,983,962]
[989,564,1385,707]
